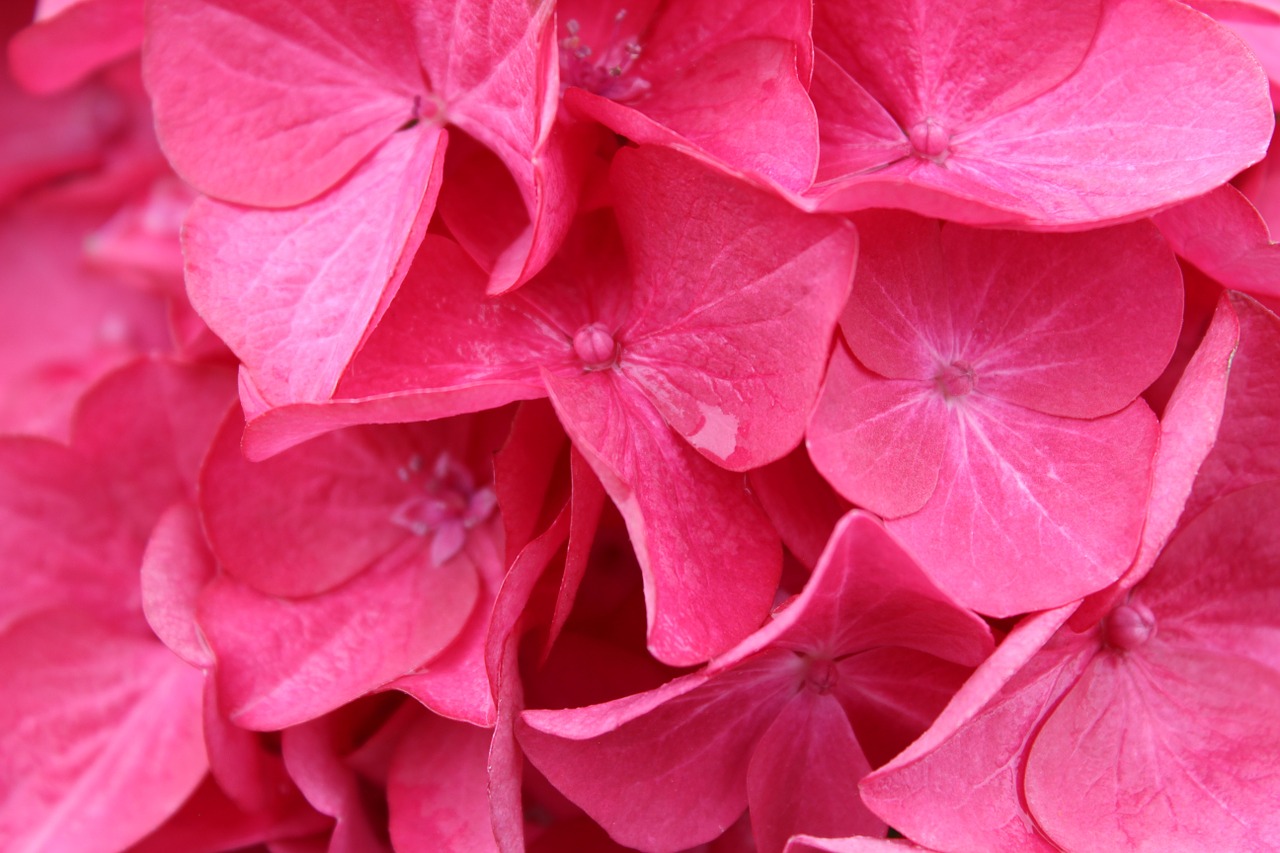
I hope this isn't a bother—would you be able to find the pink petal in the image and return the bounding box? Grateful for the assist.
[184,128,445,405]
[518,651,799,851]
[144,0,421,206]
[1155,184,1280,298]
[613,145,857,470]
[200,414,413,599]
[637,0,814,81]
[1073,293,1240,624]
[809,49,912,182]
[568,38,819,192]
[543,369,781,666]
[386,715,497,853]
[141,501,216,668]
[200,531,484,730]
[815,0,1100,130]
[888,397,1157,616]
[807,346,949,518]
[0,609,207,852]
[747,692,883,853]
[748,446,851,573]
[1024,645,1280,851]
[787,838,933,853]
[859,612,1092,853]
[956,0,1273,226]
[8,0,145,94]
[1185,294,1280,518]
[1141,482,1280,674]
[0,437,141,630]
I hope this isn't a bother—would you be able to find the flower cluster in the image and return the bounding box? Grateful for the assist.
[3,0,1280,850]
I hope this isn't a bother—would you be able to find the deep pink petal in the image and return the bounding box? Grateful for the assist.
[141,501,216,669]
[0,437,141,630]
[569,39,819,192]
[1155,184,1280,299]
[200,414,414,598]
[612,146,857,470]
[807,345,948,518]
[8,0,144,94]
[386,715,497,853]
[752,512,992,670]
[543,369,781,666]
[0,609,207,852]
[888,397,1156,616]
[1073,293,1240,624]
[815,0,1099,130]
[144,0,421,206]
[518,651,799,851]
[1185,293,1280,518]
[748,446,850,573]
[748,692,882,853]
[1140,482,1280,673]
[787,838,932,853]
[200,526,488,730]
[809,49,911,181]
[184,128,445,405]
[1025,645,1280,851]
[859,612,1091,853]
[955,0,1273,226]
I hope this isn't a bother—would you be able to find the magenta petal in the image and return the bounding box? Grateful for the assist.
[747,693,883,853]
[807,346,947,518]
[544,369,781,666]
[200,532,485,730]
[8,0,145,94]
[889,397,1156,615]
[0,610,207,852]
[141,501,216,669]
[1025,645,1280,851]
[386,715,497,853]
[612,146,857,470]
[185,128,444,406]
[518,652,798,851]
[956,0,1273,226]
[144,0,420,206]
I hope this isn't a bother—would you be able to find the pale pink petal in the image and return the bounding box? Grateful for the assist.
[807,346,948,518]
[747,692,882,853]
[184,128,445,405]
[1025,645,1280,851]
[543,369,781,666]
[8,0,144,94]
[888,397,1157,616]
[144,0,421,206]
[386,715,497,853]
[518,652,799,851]
[613,146,857,470]
[0,609,207,852]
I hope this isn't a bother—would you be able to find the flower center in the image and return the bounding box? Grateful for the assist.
[559,11,651,101]
[935,360,976,399]
[803,657,839,695]
[573,322,619,370]
[1103,600,1157,652]
[908,118,951,164]
[391,451,497,566]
